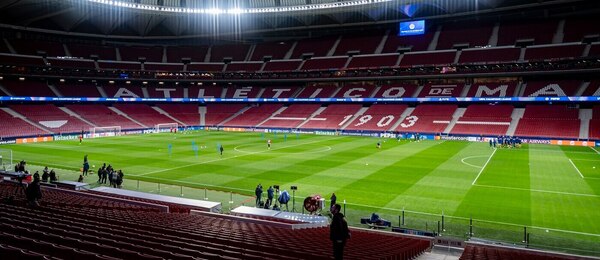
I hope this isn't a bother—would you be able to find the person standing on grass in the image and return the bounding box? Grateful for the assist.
[219,145,224,156]
[330,193,337,212]
[330,204,350,260]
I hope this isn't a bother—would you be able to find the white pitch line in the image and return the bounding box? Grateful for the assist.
[473,184,599,198]
[590,146,600,155]
[345,201,600,237]
[460,155,488,169]
[138,137,337,176]
[471,148,497,185]
[568,159,585,179]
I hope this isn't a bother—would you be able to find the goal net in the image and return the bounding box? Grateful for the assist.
[155,123,179,133]
[90,126,122,138]
[0,149,13,170]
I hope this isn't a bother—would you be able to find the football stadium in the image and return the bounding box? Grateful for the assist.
[0,0,600,259]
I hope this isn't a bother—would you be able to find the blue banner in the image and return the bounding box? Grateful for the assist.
[1,96,600,103]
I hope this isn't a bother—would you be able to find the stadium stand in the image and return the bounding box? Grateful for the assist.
[524,44,586,61]
[334,84,376,98]
[522,80,581,97]
[0,54,45,67]
[393,104,458,134]
[436,22,493,50]
[418,83,465,97]
[210,44,250,62]
[223,86,262,98]
[224,104,283,127]
[1,80,55,97]
[54,82,102,97]
[102,85,144,98]
[262,60,302,71]
[301,57,348,70]
[514,105,580,139]
[458,47,522,64]
[296,85,337,98]
[0,181,432,260]
[346,54,400,69]
[112,104,177,127]
[588,43,600,58]
[119,46,163,62]
[583,80,600,96]
[496,20,558,46]
[189,85,224,98]
[9,39,65,57]
[261,86,300,98]
[225,62,263,72]
[97,61,141,71]
[204,104,247,126]
[166,46,208,63]
[400,50,456,67]
[301,104,362,130]
[155,104,199,126]
[68,43,117,60]
[46,58,96,70]
[144,63,184,72]
[344,104,408,132]
[250,41,293,61]
[372,83,419,98]
[145,86,185,98]
[0,109,47,138]
[450,104,514,136]
[291,36,337,59]
[186,62,224,72]
[466,82,518,97]
[383,30,434,52]
[259,104,322,129]
[333,32,384,55]
[65,104,144,129]
[563,16,600,43]
[9,104,92,134]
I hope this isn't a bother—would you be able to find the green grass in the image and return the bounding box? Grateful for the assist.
[3,131,600,256]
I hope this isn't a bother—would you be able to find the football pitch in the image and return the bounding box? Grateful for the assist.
[3,131,600,255]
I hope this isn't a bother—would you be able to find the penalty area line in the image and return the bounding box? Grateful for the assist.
[471,148,497,185]
[590,146,600,155]
[568,159,585,179]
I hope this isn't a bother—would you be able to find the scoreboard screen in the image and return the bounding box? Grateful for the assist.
[399,20,425,36]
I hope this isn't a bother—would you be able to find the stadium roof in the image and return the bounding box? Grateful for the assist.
[0,0,597,40]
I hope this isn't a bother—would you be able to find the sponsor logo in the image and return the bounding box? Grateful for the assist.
[0,140,16,145]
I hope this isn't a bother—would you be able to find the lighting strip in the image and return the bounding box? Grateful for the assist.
[85,0,394,15]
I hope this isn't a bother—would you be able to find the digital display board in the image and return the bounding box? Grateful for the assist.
[399,20,425,36]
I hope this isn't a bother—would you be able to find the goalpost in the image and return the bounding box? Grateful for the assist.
[155,123,179,133]
[90,126,122,138]
[0,149,13,170]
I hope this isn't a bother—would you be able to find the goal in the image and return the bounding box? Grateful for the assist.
[155,123,179,133]
[0,149,12,170]
[90,126,122,138]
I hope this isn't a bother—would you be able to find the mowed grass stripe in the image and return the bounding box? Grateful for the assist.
[275,140,432,200]
[453,147,532,226]
[383,142,494,215]
[528,145,600,234]
[143,135,345,179]
[220,137,384,191]
[334,141,469,207]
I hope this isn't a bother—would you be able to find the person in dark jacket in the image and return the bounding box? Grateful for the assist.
[255,184,263,207]
[25,176,42,207]
[330,204,350,260]
[266,186,274,208]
